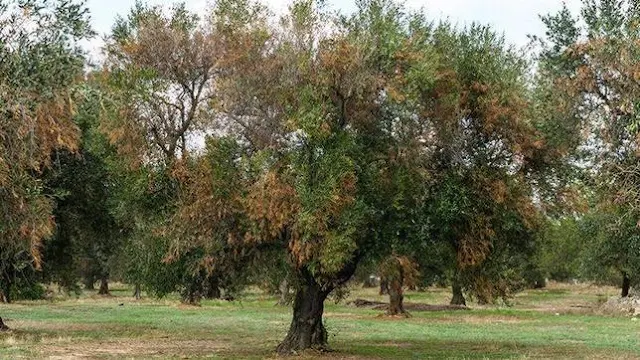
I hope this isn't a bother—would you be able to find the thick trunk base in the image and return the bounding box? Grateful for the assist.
[622,273,631,298]
[387,280,409,317]
[276,277,330,355]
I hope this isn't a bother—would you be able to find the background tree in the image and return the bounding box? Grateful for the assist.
[101,1,220,302]
[580,204,640,296]
[420,23,547,305]
[0,0,93,309]
[42,83,123,296]
[105,1,217,164]
[537,217,585,283]
[536,0,640,295]
[343,0,435,317]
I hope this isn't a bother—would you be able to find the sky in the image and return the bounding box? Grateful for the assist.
[84,0,583,56]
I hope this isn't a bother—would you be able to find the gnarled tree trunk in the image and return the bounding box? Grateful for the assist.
[98,276,109,295]
[387,278,407,316]
[621,272,631,298]
[276,273,331,354]
[276,254,359,355]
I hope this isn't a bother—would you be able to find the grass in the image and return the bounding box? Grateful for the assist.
[0,282,638,359]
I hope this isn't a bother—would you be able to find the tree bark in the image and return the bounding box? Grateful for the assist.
[98,276,109,295]
[621,272,631,298]
[276,273,330,355]
[387,278,408,316]
[133,283,141,300]
[450,279,466,306]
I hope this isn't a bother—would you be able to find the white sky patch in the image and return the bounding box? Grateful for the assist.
[84,0,583,58]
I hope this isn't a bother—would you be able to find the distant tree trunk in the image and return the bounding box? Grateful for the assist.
[450,276,466,306]
[278,278,290,306]
[182,277,203,305]
[379,278,389,295]
[387,278,407,316]
[98,276,109,295]
[276,272,330,355]
[0,317,8,331]
[83,275,95,290]
[621,272,631,298]
[205,277,221,300]
[133,283,141,300]
[1,270,13,304]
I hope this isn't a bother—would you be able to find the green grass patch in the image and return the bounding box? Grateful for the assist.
[0,283,638,359]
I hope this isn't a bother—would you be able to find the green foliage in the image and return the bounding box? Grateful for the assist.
[39,77,124,293]
[536,0,640,291]
[580,205,640,287]
[9,276,46,301]
[415,22,548,302]
[537,218,585,282]
[0,0,93,298]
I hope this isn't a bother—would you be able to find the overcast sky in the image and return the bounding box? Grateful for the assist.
[84,0,583,56]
